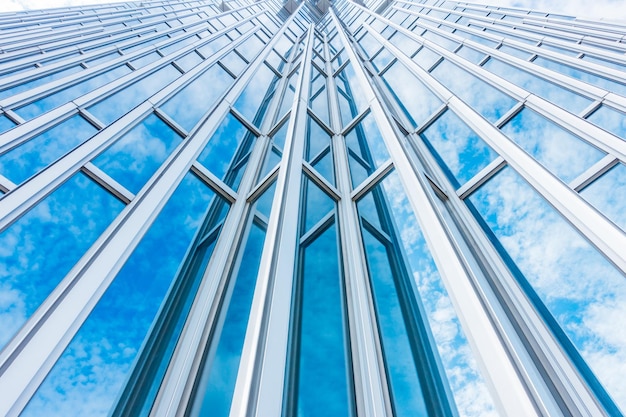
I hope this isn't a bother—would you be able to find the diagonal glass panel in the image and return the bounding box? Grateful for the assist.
[305,115,331,162]
[500,108,605,183]
[344,113,390,189]
[21,172,220,417]
[420,109,499,187]
[579,163,626,231]
[0,115,98,185]
[431,59,517,123]
[302,175,334,235]
[0,173,123,350]
[233,63,279,127]
[197,112,257,191]
[160,64,234,132]
[92,113,182,194]
[312,150,335,186]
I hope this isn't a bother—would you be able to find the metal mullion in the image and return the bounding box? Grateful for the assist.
[455,156,507,200]
[299,210,334,247]
[350,159,394,202]
[227,21,313,417]
[324,17,392,417]
[0,6,295,415]
[142,11,306,416]
[569,155,619,193]
[302,160,341,202]
[331,8,544,416]
[190,162,238,205]
[81,161,135,204]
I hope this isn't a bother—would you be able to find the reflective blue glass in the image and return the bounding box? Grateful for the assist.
[431,60,517,123]
[0,114,16,134]
[580,163,626,231]
[303,176,334,234]
[92,113,182,193]
[0,173,123,350]
[501,108,605,183]
[382,62,442,128]
[586,105,626,141]
[161,64,234,132]
[0,115,98,185]
[21,173,217,417]
[191,222,266,417]
[412,46,441,71]
[0,66,82,100]
[468,167,626,412]
[16,66,133,120]
[197,113,256,191]
[344,113,390,188]
[88,65,181,125]
[294,223,353,417]
[420,109,499,187]
[233,63,278,126]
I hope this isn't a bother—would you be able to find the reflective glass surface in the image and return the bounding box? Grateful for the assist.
[92,113,182,193]
[420,109,499,187]
[501,108,605,183]
[580,163,626,231]
[0,173,123,350]
[0,115,98,185]
[469,167,626,412]
[233,63,278,127]
[21,173,217,417]
[586,105,626,141]
[161,64,233,132]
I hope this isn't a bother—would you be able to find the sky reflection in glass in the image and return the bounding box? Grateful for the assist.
[92,113,182,193]
[161,64,233,132]
[197,112,256,191]
[580,163,626,231]
[586,105,626,141]
[431,60,517,123]
[468,167,626,411]
[420,109,499,187]
[500,108,605,183]
[21,172,216,417]
[295,223,353,417]
[0,173,123,350]
[88,65,180,125]
[0,115,98,185]
[233,63,278,127]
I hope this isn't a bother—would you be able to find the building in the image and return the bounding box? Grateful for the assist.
[0,0,624,415]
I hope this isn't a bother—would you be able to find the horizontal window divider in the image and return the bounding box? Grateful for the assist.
[456,156,507,200]
[302,159,341,201]
[350,158,393,202]
[569,154,619,192]
[81,161,135,204]
[190,161,238,204]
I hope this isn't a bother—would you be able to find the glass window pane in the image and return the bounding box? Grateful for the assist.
[0,115,98,184]
[92,113,182,193]
[0,173,123,350]
[16,65,133,120]
[88,65,181,125]
[579,163,626,231]
[482,58,592,115]
[161,64,233,132]
[382,62,442,128]
[312,150,335,186]
[0,66,82,100]
[468,167,626,412]
[310,86,330,126]
[306,116,331,161]
[412,46,441,71]
[175,51,204,72]
[220,51,248,76]
[344,113,390,188]
[303,176,334,234]
[501,108,605,183]
[233,63,278,127]
[586,105,626,141]
[197,113,256,191]
[294,223,352,416]
[420,109,499,186]
[431,60,517,123]
[0,114,16,134]
[21,173,218,417]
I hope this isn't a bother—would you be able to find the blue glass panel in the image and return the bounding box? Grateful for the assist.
[92,113,182,193]
[303,176,334,234]
[0,66,82,100]
[455,45,486,64]
[296,223,352,416]
[21,173,216,417]
[420,109,499,186]
[497,44,532,60]
[431,60,517,123]
[0,114,16,134]
[310,87,330,126]
[345,112,390,168]
[378,172,497,415]
[161,64,233,132]
[306,116,330,161]
[220,51,248,76]
[259,147,282,180]
[312,150,335,186]
[382,62,442,128]
[15,65,133,120]
[175,51,204,72]
[360,227,429,417]
[191,223,267,417]
[586,105,626,141]
[580,163,626,231]
[501,108,605,183]
[533,56,626,97]
[255,179,277,220]
[130,52,161,69]
[197,35,229,59]
[0,115,98,184]
[359,32,382,58]
[482,58,592,115]
[372,48,395,72]
[237,34,265,62]
[412,46,441,71]
[0,173,123,350]
[233,63,278,127]
[272,121,289,151]
[469,168,626,412]
[88,65,180,125]
[197,113,256,191]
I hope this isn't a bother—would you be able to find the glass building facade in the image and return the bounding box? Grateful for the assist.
[0,0,625,415]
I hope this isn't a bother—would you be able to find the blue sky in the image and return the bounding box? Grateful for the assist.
[0,0,626,21]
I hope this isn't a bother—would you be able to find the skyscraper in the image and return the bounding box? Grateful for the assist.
[0,0,624,415]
